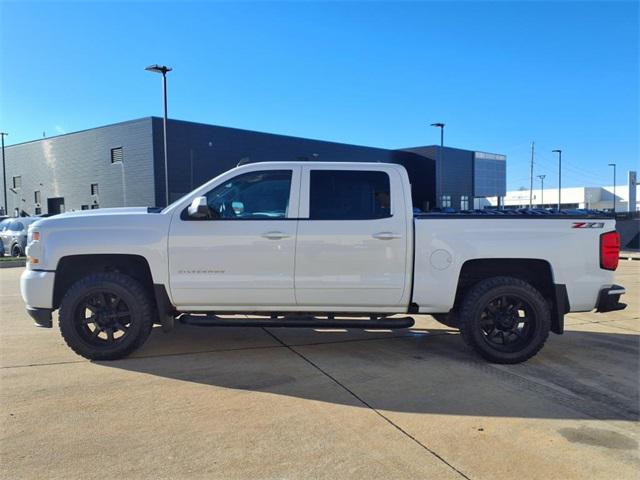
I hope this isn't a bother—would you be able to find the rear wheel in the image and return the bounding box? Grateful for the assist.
[58,272,154,360]
[458,276,550,364]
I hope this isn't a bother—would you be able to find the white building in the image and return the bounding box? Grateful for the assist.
[481,171,639,212]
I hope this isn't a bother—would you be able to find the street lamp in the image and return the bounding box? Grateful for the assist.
[608,163,616,213]
[537,174,546,206]
[430,122,445,207]
[1,132,7,215]
[552,149,562,210]
[145,64,172,206]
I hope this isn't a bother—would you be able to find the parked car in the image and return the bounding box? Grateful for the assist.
[21,162,626,363]
[1,217,39,257]
[0,218,12,256]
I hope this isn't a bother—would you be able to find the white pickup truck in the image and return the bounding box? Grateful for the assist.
[21,162,626,363]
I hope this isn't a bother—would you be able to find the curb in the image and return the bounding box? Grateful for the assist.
[0,260,26,269]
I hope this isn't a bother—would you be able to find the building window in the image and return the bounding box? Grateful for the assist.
[110,147,123,163]
[12,176,21,189]
[91,204,99,209]
[91,183,99,195]
[34,207,42,215]
[34,191,41,204]
[441,195,451,208]
[81,205,89,210]
[460,195,469,211]
[309,170,391,220]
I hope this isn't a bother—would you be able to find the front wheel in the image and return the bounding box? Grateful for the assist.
[59,272,154,360]
[11,244,23,257]
[458,276,550,364]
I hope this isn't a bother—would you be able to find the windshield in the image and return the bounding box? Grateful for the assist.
[9,221,25,231]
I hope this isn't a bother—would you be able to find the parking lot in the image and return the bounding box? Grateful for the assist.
[1,262,638,479]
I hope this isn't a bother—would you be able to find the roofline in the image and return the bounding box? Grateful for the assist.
[400,145,507,157]
[147,117,396,153]
[5,116,507,158]
[7,116,393,152]
[4,117,154,148]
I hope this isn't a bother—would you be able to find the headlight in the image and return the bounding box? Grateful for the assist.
[26,229,41,266]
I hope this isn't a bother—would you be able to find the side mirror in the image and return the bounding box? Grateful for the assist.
[187,196,211,219]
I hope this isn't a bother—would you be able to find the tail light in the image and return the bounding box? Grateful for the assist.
[600,231,620,271]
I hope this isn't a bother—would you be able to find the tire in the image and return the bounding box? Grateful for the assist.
[432,311,459,328]
[458,276,550,364]
[11,244,22,257]
[58,272,154,360]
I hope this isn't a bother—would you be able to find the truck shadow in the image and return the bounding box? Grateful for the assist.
[101,322,640,422]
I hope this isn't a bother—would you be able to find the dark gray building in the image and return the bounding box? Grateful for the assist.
[1,117,506,215]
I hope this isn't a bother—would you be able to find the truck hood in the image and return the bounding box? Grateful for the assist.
[52,207,154,218]
[31,207,165,231]
[26,206,170,272]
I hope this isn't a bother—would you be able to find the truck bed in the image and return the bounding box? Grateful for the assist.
[411,214,617,314]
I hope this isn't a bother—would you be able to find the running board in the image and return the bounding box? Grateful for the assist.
[179,315,415,329]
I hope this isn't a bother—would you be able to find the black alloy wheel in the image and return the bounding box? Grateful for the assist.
[478,295,536,352]
[58,272,154,360]
[73,290,133,345]
[458,276,551,364]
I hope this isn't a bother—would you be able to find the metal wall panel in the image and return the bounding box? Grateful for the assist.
[1,119,156,215]
[474,152,507,197]
[404,146,473,209]
[151,118,431,207]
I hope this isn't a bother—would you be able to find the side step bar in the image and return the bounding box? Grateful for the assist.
[179,315,415,329]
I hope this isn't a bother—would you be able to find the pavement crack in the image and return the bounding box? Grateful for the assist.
[261,327,472,480]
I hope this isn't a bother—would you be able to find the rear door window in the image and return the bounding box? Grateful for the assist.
[309,170,391,220]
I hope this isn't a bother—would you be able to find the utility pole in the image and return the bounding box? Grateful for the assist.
[552,149,562,210]
[608,163,616,213]
[0,132,7,215]
[430,123,445,208]
[145,64,172,206]
[537,174,546,206]
[529,141,535,208]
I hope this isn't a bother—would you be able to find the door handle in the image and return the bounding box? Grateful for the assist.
[372,232,402,240]
[261,231,290,240]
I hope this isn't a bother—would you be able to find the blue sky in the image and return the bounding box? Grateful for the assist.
[1,1,638,190]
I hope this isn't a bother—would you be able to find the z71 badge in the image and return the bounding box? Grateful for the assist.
[572,222,605,228]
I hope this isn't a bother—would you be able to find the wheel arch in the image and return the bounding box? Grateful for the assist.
[11,242,23,256]
[53,254,175,328]
[453,258,567,334]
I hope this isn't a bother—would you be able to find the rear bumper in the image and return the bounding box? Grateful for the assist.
[595,284,627,313]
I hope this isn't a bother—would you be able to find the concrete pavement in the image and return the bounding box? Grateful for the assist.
[1,263,638,479]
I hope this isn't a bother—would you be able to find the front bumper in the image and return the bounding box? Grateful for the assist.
[20,269,56,327]
[27,307,52,328]
[596,284,627,313]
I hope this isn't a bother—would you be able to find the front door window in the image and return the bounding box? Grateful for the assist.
[205,170,292,219]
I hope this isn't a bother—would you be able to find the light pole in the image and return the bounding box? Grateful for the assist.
[552,149,562,210]
[608,163,616,213]
[537,174,546,206]
[430,122,445,207]
[0,132,7,215]
[145,64,172,206]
